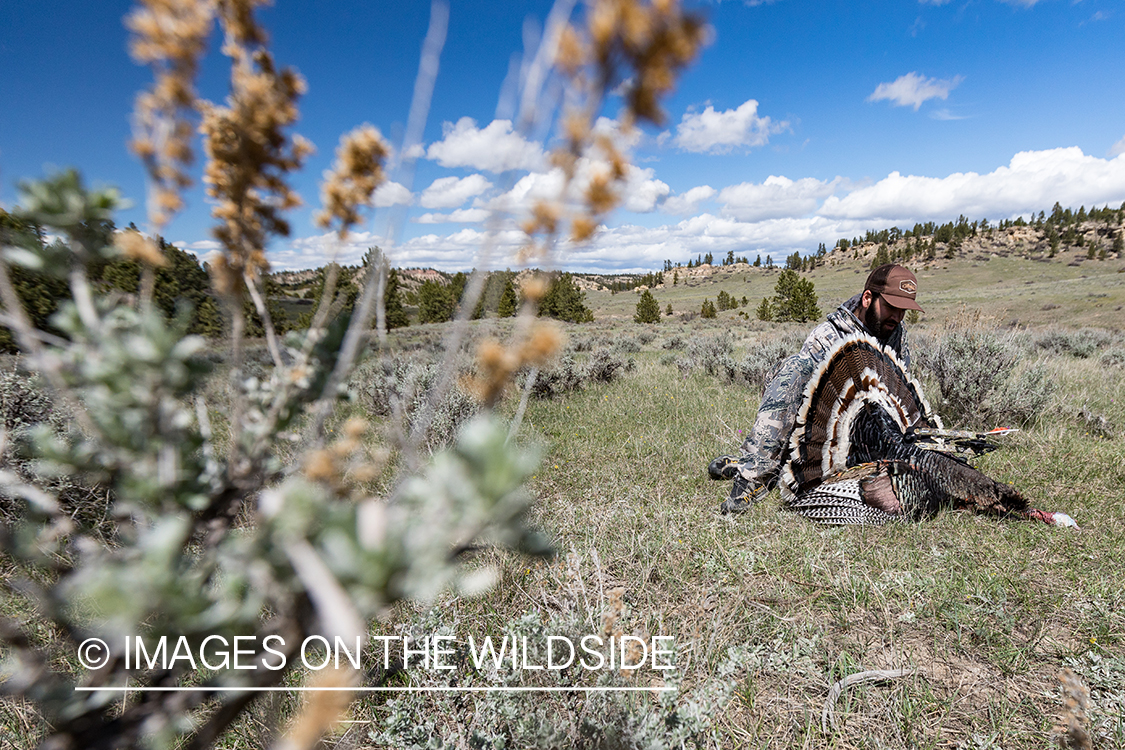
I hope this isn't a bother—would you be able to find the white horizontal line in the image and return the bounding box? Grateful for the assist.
[74,686,674,693]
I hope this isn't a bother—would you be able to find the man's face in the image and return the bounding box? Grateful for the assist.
[863,292,906,340]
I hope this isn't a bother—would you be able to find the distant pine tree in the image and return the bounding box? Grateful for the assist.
[497,277,518,317]
[634,289,660,323]
[385,268,409,329]
[418,279,455,324]
[700,298,717,319]
[539,273,593,323]
[755,297,773,322]
[772,269,820,323]
[870,243,890,270]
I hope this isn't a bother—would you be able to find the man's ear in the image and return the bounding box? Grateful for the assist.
[860,289,873,310]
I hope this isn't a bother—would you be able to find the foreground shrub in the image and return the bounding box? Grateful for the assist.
[354,353,480,450]
[915,328,1054,428]
[739,338,796,393]
[0,1,707,747]
[679,330,736,382]
[530,347,634,398]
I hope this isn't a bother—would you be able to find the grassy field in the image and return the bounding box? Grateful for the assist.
[303,253,1125,748]
[586,251,1125,329]
[3,252,1124,749]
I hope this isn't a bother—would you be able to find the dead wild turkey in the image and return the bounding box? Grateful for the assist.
[776,332,1075,527]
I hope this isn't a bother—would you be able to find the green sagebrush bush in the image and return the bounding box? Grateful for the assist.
[374,611,753,750]
[0,366,113,534]
[0,168,550,750]
[0,1,710,747]
[661,334,686,350]
[1100,346,1125,368]
[913,328,1055,429]
[677,330,736,381]
[371,552,754,750]
[738,338,797,394]
[353,353,480,450]
[1034,328,1115,359]
[530,348,635,399]
[586,347,637,383]
[613,336,642,354]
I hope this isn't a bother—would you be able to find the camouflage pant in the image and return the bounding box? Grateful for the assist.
[716,351,817,510]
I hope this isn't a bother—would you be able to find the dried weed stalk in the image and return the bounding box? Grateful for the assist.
[127,0,216,229]
[1058,668,1093,750]
[521,0,705,256]
[201,0,313,284]
[315,125,390,239]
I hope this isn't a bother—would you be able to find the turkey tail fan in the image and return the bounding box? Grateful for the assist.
[781,332,942,498]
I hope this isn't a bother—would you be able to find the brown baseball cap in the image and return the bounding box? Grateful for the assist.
[865,263,923,312]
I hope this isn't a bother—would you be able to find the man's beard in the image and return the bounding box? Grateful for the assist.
[865,304,895,342]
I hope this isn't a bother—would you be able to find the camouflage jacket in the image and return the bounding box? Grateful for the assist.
[735,293,911,492]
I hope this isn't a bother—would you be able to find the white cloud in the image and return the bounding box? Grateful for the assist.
[486,169,567,213]
[718,176,841,221]
[174,239,222,253]
[388,227,532,271]
[561,213,875,273]
[930,108,969,121]
[274,231,388,270]
[673,99,787,153]
[867,72,963,111]
[414,208,491,224]
[419,174,493,209]
[172,239,221,262]
[485,160,667,216]
[1110,134,1125,157]
[592,116,643,151]
[621,166,670,213]
[373,181,413,207]
[818,147,1125,223]
[426,118,545,173]
[271,147,1125,274]
[662,185,716,215]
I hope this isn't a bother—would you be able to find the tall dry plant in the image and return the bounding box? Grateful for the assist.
[0,1,706,748]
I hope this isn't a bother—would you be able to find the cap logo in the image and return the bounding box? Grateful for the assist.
[898,279,917,295]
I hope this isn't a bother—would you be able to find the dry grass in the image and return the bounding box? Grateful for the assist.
[5,255,1124,749]
[355,301,1125,747]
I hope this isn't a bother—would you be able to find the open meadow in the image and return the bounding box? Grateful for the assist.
[2,238,1124,750]
[187,253,1125,748]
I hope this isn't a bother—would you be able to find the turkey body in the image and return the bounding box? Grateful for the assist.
[779,333,1066,527]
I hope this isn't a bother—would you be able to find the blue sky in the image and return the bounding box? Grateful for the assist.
[2,0,1124,273]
